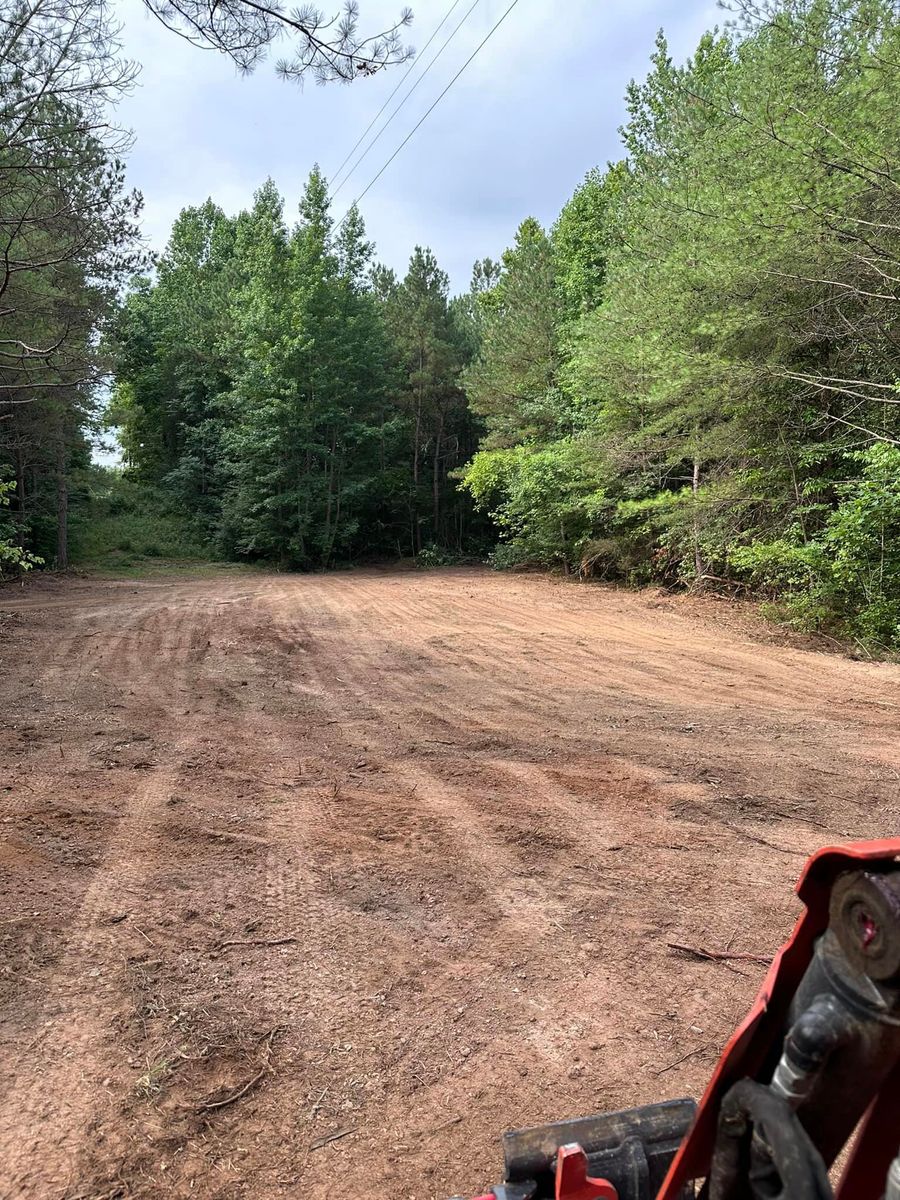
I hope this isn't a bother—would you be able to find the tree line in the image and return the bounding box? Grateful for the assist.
[0,0,412,572]
[4,0,900,650]
[462,0,900,649]
[0,0,141,572]
[110,174,486,563]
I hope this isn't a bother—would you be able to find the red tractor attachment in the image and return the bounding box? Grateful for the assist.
[461,839,900,1200]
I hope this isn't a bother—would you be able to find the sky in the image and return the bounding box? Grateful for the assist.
[113,0,720,293]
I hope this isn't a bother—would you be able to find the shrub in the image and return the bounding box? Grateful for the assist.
[416,543,458,568]
[69,469,211,568]
[459,440,609,570]
[821,444,900,647]
[729,538,826,597]
[730,446,900,650]
[0,480,43,577]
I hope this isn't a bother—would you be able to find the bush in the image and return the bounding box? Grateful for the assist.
[487,542,535,570]
[459,440,609,570]
[416,543,461,568]
[730,446,900,650]
[729,538,825,597]
[0,480,43,577]
[821,444,900,647]
[69,469,211,568]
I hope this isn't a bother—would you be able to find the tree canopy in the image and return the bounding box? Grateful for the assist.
[142,0,414,83]
[459,0,900,650]
[109,174,484,568]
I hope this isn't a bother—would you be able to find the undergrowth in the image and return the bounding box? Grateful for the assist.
[70,468,213,573]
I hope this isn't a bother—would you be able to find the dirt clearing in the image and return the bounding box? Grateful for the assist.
[1,567,898,1199]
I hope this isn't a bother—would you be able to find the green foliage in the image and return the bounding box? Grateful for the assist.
[69,470,209,571]
[729,539,825,596]
[552,165,624,318]
[454,0,900,653]
[0,0,142,572]
[0,481,43,575]
[378,244,478,554]
[221,172,385,566]
[823,445,900,644]
[463,219,566,448]
[416,543,462,568]
[110,175,484,569]
[460,441,607,569]
[729,446,900,647]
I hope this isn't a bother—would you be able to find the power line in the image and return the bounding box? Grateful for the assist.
[330,0,484,203]
[343,0,523,220]
[331,0,482,203]
[329,0,468,196]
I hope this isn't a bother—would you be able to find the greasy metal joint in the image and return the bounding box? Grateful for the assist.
[830,869,900,983]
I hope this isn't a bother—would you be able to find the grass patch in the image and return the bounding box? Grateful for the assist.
[70,469,215,574]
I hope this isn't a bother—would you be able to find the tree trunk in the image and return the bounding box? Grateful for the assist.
[55,434,68,571]
[412,390,422,487]
[15,449,25,510]
[412,394,423,556]
[323,440,333,561]
[322,430,339,569]
[432,415,443,543]
[692,455,703,583]
[15,447,26,546]
[329,459,344,568]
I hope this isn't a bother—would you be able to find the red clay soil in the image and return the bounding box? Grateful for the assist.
[0,566,898,1200]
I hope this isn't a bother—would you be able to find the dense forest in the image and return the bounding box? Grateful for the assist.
[4,0,900,650]
[109,177,488,563]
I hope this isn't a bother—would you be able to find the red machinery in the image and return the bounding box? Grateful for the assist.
[463,840,900,1200]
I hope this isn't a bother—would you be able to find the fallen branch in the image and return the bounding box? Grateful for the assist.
[197,1028,280,1113]
[667,942,770,965]
[767,807,829,830]
[309,1086,328,1118]
[204,828,272,846]
[420,1115,463,1137]
[724,823,807,857]
[309,1127,357,1151]
[63,1189,124,1200]
[653,1043,712,1076]
[198,1065,268,1112]
[220,934,298,949]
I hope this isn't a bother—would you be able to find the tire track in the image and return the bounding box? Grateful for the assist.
[2,567,899,1200]
[0,761,181,1198]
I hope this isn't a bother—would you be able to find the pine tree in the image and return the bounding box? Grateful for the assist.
[463,219,564,449]
[380,247,470,552]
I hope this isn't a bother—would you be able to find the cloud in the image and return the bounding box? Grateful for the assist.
[116,0,720,289]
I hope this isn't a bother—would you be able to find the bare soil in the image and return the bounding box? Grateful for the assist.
[1,566,898,1200]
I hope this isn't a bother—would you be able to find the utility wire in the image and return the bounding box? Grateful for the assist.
[330,0,484,203]
[329,0,467,196]
[343,0,522,219]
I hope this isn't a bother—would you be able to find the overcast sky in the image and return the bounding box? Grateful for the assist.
[115,0,720,293]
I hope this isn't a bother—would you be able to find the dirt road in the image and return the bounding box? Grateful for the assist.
[1,567,898,1199]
